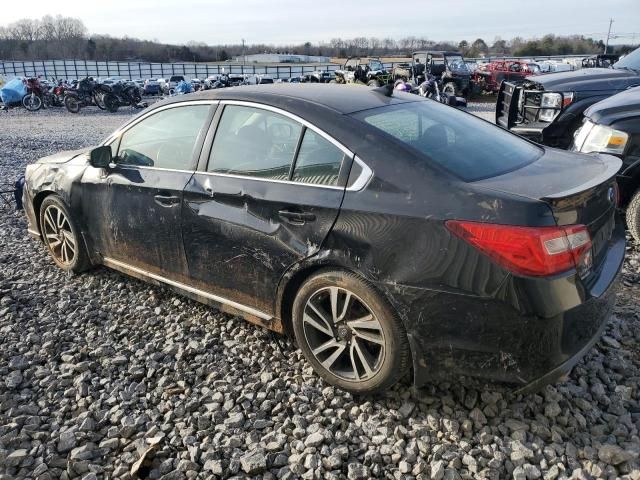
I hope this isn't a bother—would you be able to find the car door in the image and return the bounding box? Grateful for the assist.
[81,101,215,281]
[182,102,352,316]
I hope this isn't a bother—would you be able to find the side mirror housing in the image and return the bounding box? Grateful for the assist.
[89,146,113,168]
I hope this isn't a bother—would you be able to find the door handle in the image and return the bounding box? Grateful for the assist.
[278,210,316,225]
[154,194,180,207]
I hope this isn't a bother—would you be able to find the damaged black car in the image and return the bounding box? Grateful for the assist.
[24,84,625,394]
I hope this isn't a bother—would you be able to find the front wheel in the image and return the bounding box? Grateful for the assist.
[292,270,410,394]
[64,95,81,114]
[626,189,640,244]
[39,195,91,273]
[95,93,106,110]
[22,93,42,111]
[442,81,458,96]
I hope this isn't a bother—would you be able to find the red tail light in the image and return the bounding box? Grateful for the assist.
[445,221,592,277]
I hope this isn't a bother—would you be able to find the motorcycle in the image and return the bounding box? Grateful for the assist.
[109,80,143,110]
[64,77,118,114]
[417,75,467,108]
[49,81,68,107]
[22,77,52,111]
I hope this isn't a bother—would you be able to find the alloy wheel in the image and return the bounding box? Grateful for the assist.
[302,286,386,381]
[42,205,76,265]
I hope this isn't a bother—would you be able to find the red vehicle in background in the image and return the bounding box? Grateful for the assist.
[472,60,541,94]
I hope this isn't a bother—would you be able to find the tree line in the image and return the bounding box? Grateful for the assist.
[0,15,636,63]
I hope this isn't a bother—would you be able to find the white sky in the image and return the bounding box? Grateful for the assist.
[2,0,639,46]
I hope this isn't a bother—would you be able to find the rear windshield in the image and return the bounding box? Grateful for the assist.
[351,101,542,181]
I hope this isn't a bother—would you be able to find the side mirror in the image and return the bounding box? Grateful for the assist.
[89,145,113,168]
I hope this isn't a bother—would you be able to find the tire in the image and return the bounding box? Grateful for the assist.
[95,93,106,110]
[104,93,119,112]
[42,93,53,109]
[367,79,381,87]
[22,93,42,111]
[626,189,640,244]
[39,195,91,273]
[64,95,81,114]
[292,269,410,394]
[442,81,458,96]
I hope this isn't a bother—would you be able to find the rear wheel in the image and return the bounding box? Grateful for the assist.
[95,93,107,110]
[22,93,42,111]
[64,95,81,114]
[292,270,410,394]
[39,196,90,273]
[626,189,640,244]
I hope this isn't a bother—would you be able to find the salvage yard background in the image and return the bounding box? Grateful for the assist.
[1,103,640,479]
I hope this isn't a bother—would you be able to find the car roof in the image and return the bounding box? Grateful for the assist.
[150,84,421,115]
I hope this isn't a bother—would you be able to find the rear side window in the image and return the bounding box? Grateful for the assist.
[208,105,303,179]
[352,101,542,181]
[292,129,345,186]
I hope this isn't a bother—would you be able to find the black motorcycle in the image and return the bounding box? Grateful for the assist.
[109,81,143,110]
[418,74,467,108]
[64,78,118,114]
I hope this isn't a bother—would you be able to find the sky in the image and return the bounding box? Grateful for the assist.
[2,0,639,46]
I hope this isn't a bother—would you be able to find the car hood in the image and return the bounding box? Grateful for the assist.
[526,67,640,93]
[37,147,92,164]
[584,86,640,125]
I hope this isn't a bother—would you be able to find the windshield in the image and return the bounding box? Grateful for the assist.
[351,101,542,182]
[614,47,640,71]
[446,55,469,72]
[369,60,384,71]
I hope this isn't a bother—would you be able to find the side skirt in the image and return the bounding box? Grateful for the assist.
[102,257,284,333]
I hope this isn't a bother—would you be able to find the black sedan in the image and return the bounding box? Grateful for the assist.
[23,84,625,394]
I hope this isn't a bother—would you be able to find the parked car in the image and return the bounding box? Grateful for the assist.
[23,85,624,394]
[538,60,573,73]
[144,79,162,95]
[496,46,640,148]
[165,75,186,94]
[306,71,336,83]
[571,86,640,242]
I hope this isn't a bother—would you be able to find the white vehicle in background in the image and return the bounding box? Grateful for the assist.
[163,75,186,94]
[538,60,573,73]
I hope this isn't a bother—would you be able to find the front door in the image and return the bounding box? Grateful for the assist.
[182,103,351,315]
[82,103,214,280]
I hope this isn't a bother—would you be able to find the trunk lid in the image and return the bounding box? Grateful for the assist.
[474,149,622,267]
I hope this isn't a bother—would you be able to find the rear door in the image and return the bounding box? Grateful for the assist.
[182,102,352,315]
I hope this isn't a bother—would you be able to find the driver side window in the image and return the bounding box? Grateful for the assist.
[117,105,210,169]
[208,105,303,179]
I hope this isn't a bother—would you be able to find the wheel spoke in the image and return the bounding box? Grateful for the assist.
[57,210,66,229]
[352,339,375,378]
[321,343,346,370]
[312,339,342,356]
[61,242,68,263]
[346,314,375,329]
[303,312,333,337]
[62,230,76,250]
[307,301,333,330]
[352,329,385,345]
[44,209,56,232]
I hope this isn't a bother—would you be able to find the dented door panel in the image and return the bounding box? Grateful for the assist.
[182,173,344,315]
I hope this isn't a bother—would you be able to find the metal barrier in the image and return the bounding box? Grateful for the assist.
[0,54,601,80]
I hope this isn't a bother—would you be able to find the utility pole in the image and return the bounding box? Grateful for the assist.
[604,18,613,54]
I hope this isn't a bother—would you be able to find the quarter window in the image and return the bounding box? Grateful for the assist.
[117,105,210,169]
[292,129,344,186]
[208,105,303,180]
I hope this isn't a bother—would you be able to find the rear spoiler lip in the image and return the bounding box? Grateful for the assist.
[541,153,622,201]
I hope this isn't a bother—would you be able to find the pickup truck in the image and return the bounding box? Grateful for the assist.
[571,86,640,242]
[496,47,640,148]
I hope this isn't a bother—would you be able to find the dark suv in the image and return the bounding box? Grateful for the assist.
[411,51,471,96]
[571,86,640,242]
[496,47,640,149]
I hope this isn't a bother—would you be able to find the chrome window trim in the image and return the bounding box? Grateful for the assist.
[114,165,194,174]
[102,256,272,320]
[219,100,353,158]
[193,170,344,190]
[347,156,373,192]
[101,100,219,147]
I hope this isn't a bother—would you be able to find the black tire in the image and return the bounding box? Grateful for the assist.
[22,93,42,111]
[367,79,381,87]
[626,189,640,244]
[39,195,91,273]
[42,93,53,109]
[442,81,458,96]
[104,93,119,112]
[95,93,107,110]
[292,269,410,394]
[64,95,81,114]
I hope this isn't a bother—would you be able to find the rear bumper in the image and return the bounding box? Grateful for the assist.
[381,220,625,391]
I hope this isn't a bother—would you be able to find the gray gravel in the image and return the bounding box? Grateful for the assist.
[1,104,639,480]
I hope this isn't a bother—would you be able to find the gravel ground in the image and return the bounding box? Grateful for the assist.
[0,104,639,480]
